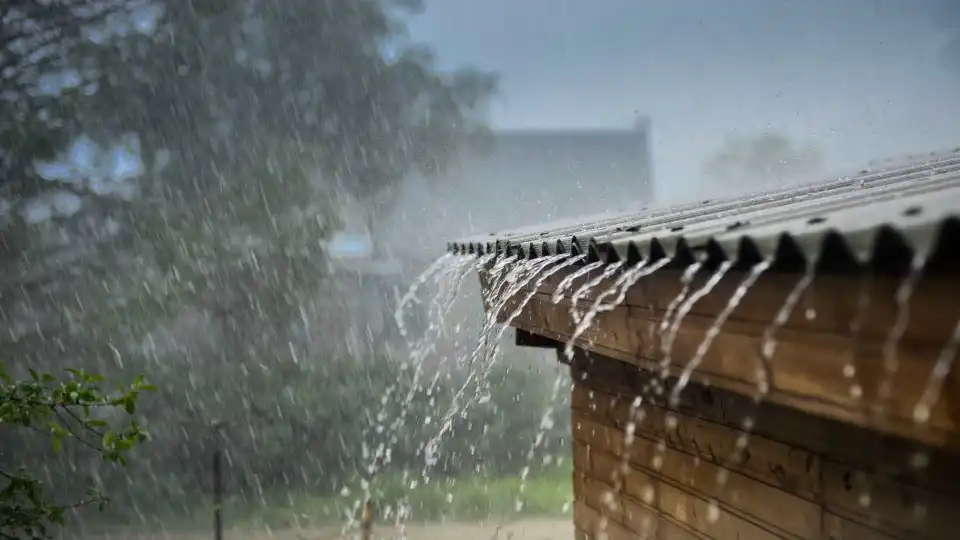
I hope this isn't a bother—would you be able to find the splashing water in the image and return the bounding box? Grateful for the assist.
[755,260,817,399]
[360,254,477,516]
[421,254,571,479]
[512,367,569,516]
[502,255,585,332]
[356,251,538,534]
[707,260,819,484]
[564,258,673,362]
[395,253,455,339]
[842,272,874,403]
[659,262,733,381]
[658,262,703,339]
[551,261,605,304]
[459,254,580,417]
[669,260,770,408]
[878,253,928,409]
[913,318,960,425]
[569,261,625,324]
[483,254,572,358]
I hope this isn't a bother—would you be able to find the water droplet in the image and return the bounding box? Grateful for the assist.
[913,502,928,521]
[858,492,872,508]
[706,501,721,523]
[913,404,931,424]
[715,469,729,486]
[910,451,930,470]
[842,364,856,378]
[651,455,663,470]
[641,485,655,504]
[805,308,817,320]
[849,384,863,399]
[602,490,617,510]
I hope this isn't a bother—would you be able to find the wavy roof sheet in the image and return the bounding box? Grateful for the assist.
[447,148,960,274]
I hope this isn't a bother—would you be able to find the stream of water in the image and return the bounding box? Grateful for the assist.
[363,236,956,538]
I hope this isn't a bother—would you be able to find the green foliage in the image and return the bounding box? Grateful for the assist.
[88,465,573,532]
[251,464,573,528]
[0,364,153,540]
[0,2,517,533]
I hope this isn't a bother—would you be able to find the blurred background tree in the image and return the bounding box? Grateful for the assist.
[2,1,567,531]
[701,131,824,188]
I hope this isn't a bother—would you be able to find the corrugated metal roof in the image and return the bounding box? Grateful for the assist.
[447,148,960,273]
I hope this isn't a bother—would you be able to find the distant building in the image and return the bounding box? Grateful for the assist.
[332,122,657,359]
[379,121,655,261]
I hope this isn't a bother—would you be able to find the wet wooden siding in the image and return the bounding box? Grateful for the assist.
[569,349,960,540]
[489,265,960,450]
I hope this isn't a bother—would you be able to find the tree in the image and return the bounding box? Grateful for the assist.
[702,132,824,187]
[0,364,153,539]
[1,0,499,522]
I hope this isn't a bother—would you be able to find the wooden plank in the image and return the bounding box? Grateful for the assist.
[574,501,635,540]
[720,388,960,496]
[505,290,960,449]
[517,266,960,346]
[620,494,662,539]
[578,474,623,524]
[569,348,960,540]
[822,512,904,540]
[627,433,820,539]
[657,481,790,540]
[573,383,822,501]
[621,492,711,540]
[637,402,820,501]
[821,460,955,539]
[574,405,820,538]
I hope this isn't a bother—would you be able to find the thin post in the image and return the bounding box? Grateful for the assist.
[211,422,226,540]
[360,498,374,540]
[213,447,222,540]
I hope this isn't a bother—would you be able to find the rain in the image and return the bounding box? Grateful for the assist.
[3,2,960,540]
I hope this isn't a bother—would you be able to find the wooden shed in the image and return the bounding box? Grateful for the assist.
[448,150,960,539]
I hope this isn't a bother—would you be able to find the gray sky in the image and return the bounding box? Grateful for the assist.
[408,0,960,202]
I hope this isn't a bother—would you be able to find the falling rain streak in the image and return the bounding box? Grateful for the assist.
[877,253,928,410]
[345,233,956,536]
[670,260,770,408]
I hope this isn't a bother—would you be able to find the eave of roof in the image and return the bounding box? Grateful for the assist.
[447,149,960,274]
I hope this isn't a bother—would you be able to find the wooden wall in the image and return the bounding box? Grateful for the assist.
[568,349,960,540]
[494,265,960,450]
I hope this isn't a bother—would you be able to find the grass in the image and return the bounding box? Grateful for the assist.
[236,464,574,529]
[84,465,573,534]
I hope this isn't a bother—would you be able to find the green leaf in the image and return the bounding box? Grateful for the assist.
[52,436,62,454]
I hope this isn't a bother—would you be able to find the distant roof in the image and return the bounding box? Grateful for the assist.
[447,148,960,274]
[467,127,653,190]
[380,125,656,258]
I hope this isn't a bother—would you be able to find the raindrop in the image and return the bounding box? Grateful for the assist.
[706,500,721,523]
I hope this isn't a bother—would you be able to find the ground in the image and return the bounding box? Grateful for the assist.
[82,519,573,540]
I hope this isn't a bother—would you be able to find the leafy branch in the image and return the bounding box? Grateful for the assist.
[0,363,154,540]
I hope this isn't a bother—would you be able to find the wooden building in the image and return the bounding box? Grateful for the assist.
[449,150,960,539]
